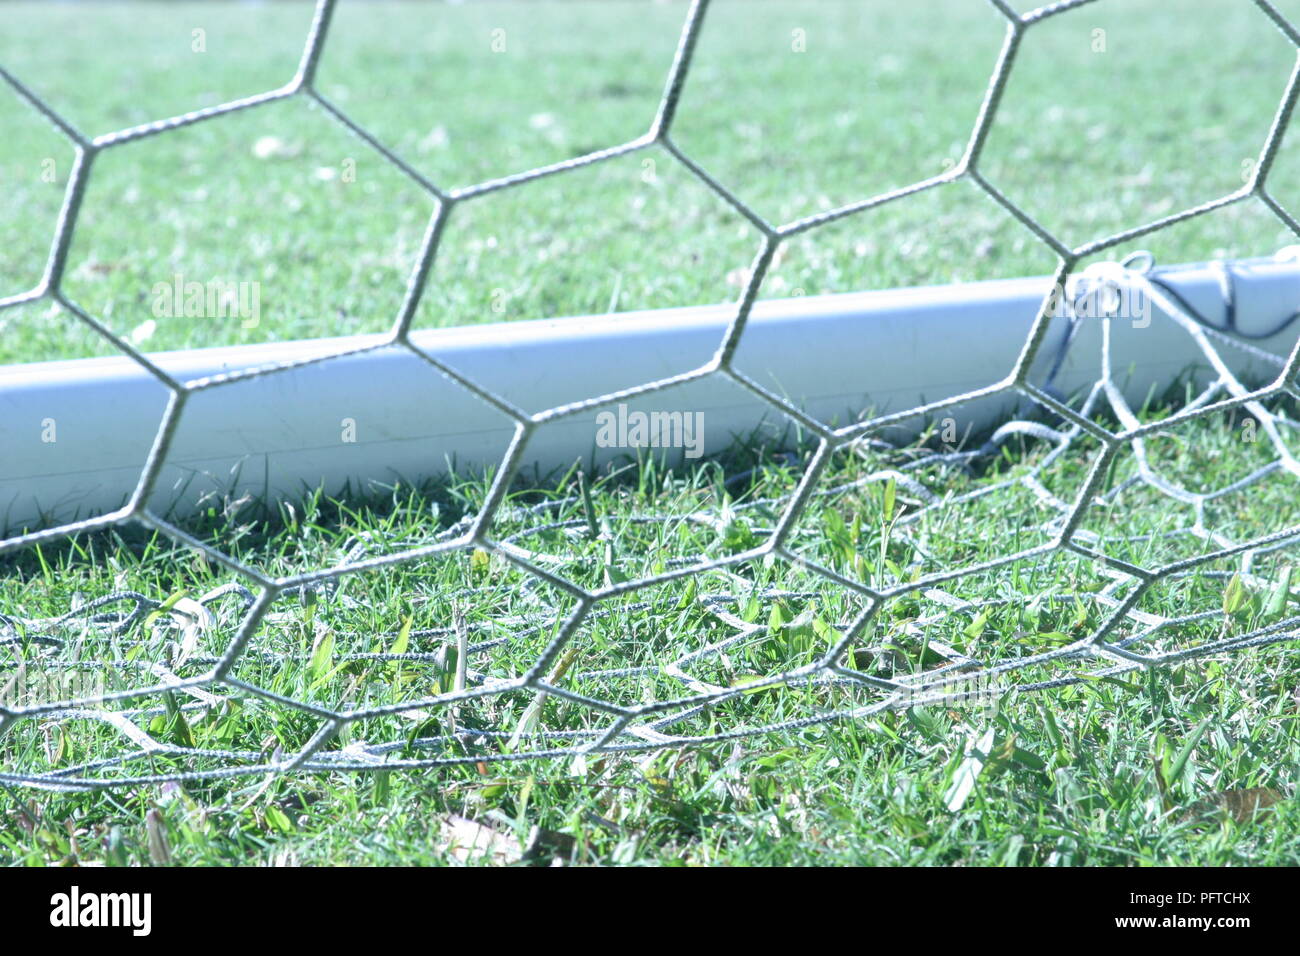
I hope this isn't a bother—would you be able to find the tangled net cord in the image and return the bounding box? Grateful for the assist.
[4,0,1300,791]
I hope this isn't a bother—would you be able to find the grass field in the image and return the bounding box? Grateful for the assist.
[3,0,1300,866]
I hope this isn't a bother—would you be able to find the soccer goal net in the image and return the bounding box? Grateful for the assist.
[3,0,1300,790]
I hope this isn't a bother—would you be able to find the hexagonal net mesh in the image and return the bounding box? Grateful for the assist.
[3,0,1300,791]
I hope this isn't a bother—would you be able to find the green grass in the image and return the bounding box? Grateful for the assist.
[3,0,1300,866]
[5,0,1300,363]
[3,403,1300,865]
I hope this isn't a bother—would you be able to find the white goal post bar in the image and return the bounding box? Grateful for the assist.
[2,255,1298,534]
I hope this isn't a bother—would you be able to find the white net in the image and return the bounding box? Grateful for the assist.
[3,0,1300,791]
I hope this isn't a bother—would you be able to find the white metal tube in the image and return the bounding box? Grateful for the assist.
[2,257,1297,534]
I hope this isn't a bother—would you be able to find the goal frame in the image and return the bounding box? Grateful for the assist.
[3,254,1299,538]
